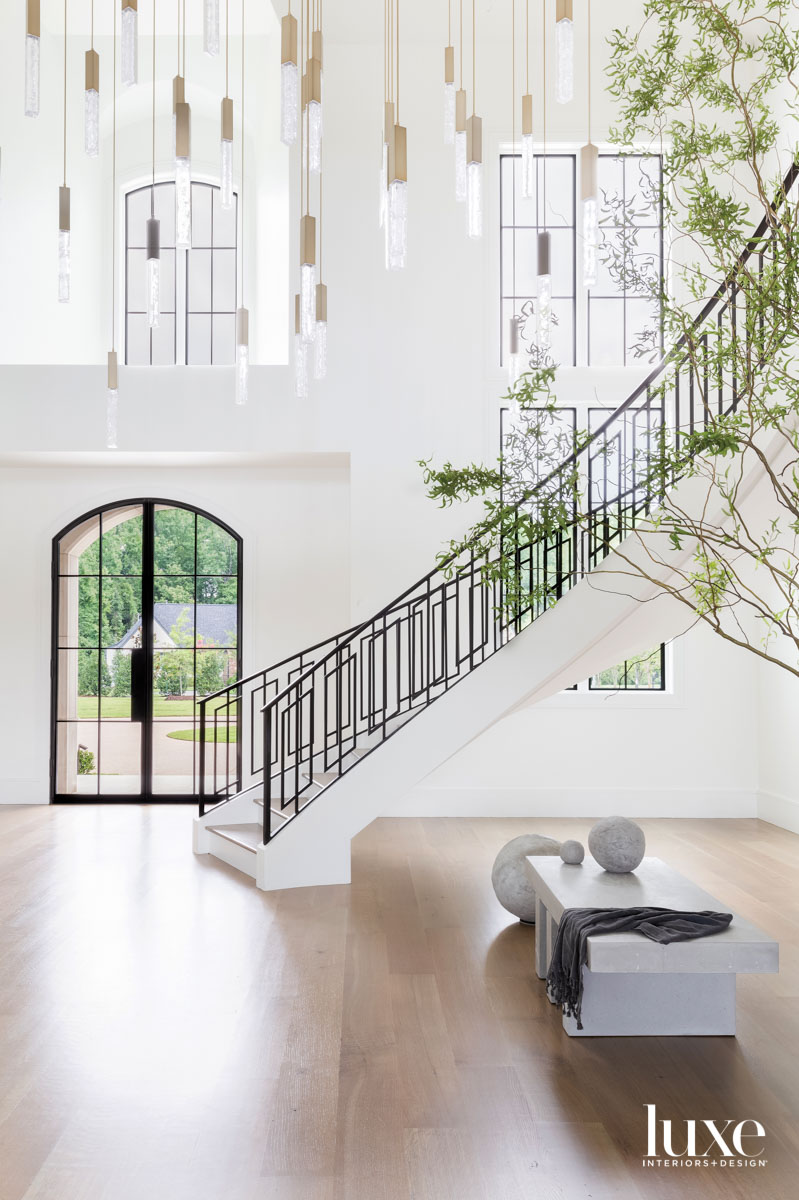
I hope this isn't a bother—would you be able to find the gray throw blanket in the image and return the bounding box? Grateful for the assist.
[546,907,733,1030]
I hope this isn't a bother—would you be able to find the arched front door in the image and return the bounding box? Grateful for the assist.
[51,500,242,802]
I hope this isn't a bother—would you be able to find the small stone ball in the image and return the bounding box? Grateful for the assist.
[560,839,585,865]
[588,815,646,874]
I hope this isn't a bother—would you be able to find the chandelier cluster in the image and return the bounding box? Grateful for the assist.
[23,0,249,444]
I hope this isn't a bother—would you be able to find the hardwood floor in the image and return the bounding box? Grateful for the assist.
[0,805,797,1199]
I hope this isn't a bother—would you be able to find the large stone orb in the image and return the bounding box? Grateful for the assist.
[491,834,561,923]
[588,815,646,873]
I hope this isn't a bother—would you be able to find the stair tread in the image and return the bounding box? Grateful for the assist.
[207,823,263,851]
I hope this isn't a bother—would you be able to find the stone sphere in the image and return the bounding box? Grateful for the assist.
[588,815,645,874]
[491,834,561,923]
[560,839,585,865]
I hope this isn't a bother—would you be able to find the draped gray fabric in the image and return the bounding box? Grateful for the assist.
[546,907,733,1030]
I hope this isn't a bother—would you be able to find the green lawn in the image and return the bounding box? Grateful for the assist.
[166,727,238,743]
[77,695,235,719]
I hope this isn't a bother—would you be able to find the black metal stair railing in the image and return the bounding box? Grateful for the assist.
[198,162,797,843]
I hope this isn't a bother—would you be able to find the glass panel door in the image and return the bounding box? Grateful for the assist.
[53,500,241,802]
[54,504,145,798]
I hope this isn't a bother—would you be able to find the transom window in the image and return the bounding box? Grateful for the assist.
[125,181,238,366]
[500,153,577,368]
[500,151,663,368]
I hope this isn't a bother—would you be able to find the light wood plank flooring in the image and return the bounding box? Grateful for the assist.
[0,805,797,1199]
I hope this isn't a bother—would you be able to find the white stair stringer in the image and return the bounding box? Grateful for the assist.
[253,420,792,892]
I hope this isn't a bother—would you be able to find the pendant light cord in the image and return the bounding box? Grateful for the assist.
[512,0,516,310]
[396,0,400,122]
[112,0,117,352]
[225,0,229,97]
[471,0,475,114]
[91,0,94,50]
[525,0,529,94]
[542,0,546,218]
[587,0,592,145]
[241,0,245,303]
[459,0,463,90]
[176,0,179,75]
[182,0,186,79]
[152,0,157,210]
[63,0,67,187]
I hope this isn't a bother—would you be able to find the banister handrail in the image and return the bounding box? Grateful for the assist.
[259,159,799,719]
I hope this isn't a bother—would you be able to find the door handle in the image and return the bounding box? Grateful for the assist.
[130,647,147,723]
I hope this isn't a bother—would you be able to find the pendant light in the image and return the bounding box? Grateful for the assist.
[555,0,573,105]
[85,3,100,156]
[58,0,70,304]
[386,0,407,270]
[315,176,327,379]
[281,4,298,145]
[175,1,192,251]
[25,0,40,118]
[454,0,467,203]
[508,0,522,389]
[221,1,234,209]
[444,1,455,144]
[147,0,160,328]
[205,0,220,56]
[521,1,533,199]
[236,0,249,405]
[107,1,119,449]
[307,3,323,175]
[379,1,392,237]
[299,1,317,330]
[537,0,551,351]
[581,0,598,288]
[121,1,138,89]
[466,0,482,239]
[294,295,309,397]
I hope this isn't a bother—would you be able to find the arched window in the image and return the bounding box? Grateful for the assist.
[125,181,238,366]
[52,500,242,801]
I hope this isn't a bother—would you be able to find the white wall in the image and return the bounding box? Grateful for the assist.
[402,622,762,819]
[757,658,799,834]
[0,2,793,828]
[0,458,350,804]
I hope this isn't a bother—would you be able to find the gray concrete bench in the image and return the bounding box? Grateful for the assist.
[526,855,779,1037]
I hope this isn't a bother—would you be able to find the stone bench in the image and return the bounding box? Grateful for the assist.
[525,855,779,1037]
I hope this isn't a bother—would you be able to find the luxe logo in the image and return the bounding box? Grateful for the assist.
[644,1104,766,1163]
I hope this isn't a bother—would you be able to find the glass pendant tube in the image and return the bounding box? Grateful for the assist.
[387,180,408,270]
[107,352,119,450]
[508,316,523,389]
[466,116,482,239]
[175,101,192,250]
[454,89,467,203]
[521,95,534,199]
[25,2,40,117]
[536,231,552,351]
[294,296,309,399]
[300,215,317,342]
[204,0,220,57]
[235,307,249,405]
[146,215,160,327]
[581,143,599,288]
[555,1,573,105]
[58,187,70,304]
[314,284,327,379]
[121,2,138,89]
[307,53,322,175]
[220,98,234,209]
[281,14,298,145]
[84,49,100,157]
[444,46,455,144]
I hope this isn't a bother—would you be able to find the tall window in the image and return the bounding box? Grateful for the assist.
[501,151,663,368]
[125,181,238,366]
[588,154,663,366]
[500,154,577,368]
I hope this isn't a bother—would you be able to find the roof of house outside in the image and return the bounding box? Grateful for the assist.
[111,603,237,649]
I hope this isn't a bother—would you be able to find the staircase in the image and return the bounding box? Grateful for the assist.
[193,166,797,890]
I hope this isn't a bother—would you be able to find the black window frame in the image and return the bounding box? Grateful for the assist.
[587,152,665,367]
[124,180,238,367]
[499,152,578,369]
